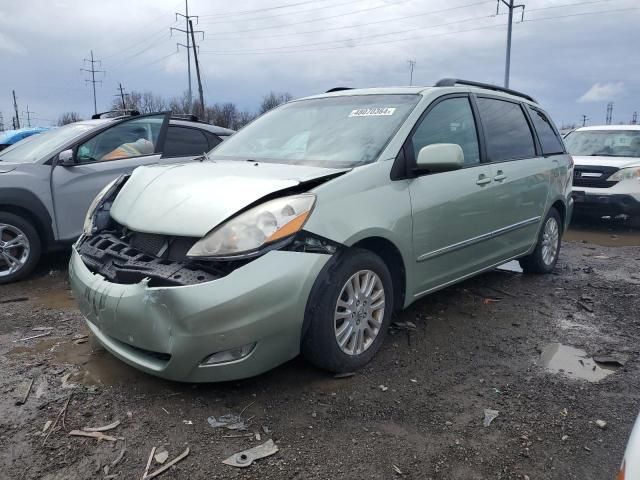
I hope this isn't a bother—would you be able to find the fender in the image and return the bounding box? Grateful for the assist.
[0,188,56,250]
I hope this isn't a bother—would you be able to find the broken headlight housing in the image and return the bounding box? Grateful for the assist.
[82,175,128,235]
[187,193,316,259]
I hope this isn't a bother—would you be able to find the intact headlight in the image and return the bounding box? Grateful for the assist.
[187,193,316,258]
[608,167,640,182]
[82,177,121,235]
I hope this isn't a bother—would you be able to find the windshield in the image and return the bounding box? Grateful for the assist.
[0,123,95,163]
[211,94,420,167]
[564,130,640,157]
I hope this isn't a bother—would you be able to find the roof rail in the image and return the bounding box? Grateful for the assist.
[325,87,353,93]
[91,109,140,119]
[171,113,199,122]
[434,78,536,103]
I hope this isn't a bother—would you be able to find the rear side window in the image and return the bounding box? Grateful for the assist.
[163,126,209,157]
[476,98,535,162]
[527,106,564,155]
[411,97,480,166]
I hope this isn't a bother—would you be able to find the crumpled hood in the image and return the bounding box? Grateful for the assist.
[573,155,640,169]
[110,160,347,237]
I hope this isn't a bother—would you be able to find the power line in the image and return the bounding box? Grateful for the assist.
[81,50,105,115]
[21,106,34,127]
[199,0,351,19]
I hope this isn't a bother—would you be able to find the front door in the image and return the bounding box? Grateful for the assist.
[408,96,505,297]
[51,113,169,241]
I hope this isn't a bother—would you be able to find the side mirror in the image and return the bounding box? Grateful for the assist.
[57,149,75,166]
[415,143,464,173]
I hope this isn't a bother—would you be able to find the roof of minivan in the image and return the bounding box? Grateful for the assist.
[301,85,538,105]
[576,125,640,131]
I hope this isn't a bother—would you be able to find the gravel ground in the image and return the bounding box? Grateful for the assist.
[0,220,639,480]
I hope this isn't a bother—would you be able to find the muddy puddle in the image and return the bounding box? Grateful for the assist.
[34,290,76,310]
[539,343,618,382]
[566,218,640,247]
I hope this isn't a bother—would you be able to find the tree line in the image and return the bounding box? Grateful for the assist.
[57,91,293,128]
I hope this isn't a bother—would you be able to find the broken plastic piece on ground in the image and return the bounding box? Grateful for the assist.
[82,419,121,432]
[593,355,628,367]
[483,409,499,427]
[595,419,607,429]
[207,413,249,430]
[154,448,169,464]
[69,430,121,442]
[143,447,189,479]
[223,439,278,468]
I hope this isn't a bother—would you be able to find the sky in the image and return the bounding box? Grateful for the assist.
[0,0,638,129]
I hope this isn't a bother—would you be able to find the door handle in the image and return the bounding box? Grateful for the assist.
[494,170,507,182]
[476,175,491,186]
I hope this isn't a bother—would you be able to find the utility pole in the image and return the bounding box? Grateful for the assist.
[12,90,20,129]
[115,83,129,110]
[497,0,525,89]
[407,60,416,86]
[632,112,637,125]
[189,19,205,115]
[172,1,201,107]
[0,112,4,132]
[581,114,588,127]
[605,102,614,125]
[81,50,105,115]
[22,106,34,127]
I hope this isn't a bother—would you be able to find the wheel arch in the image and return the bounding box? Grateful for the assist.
[0,189,55,250]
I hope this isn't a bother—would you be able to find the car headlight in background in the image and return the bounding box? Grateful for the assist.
[187,193,316,258]
[608,167,640,182]
[82,177,124,235]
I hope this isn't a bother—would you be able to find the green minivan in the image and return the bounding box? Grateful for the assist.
[69,79,573,382]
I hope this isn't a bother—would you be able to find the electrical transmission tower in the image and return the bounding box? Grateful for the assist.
[632,112,637,125]
[115,83,130,110]
[82,50,105,115]
[497,0,525,89]
[408,60,416,86]
[12,90,20,129]
[172,0,203,107]
[605,102,614,125]
[22,106,34,127]
[581,115,588,127]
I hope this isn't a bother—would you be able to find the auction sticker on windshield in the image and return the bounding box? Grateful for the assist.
[349,107,396,117]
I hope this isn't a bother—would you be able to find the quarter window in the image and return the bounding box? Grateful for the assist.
[476,98,535,162]
[163,126,210,157]
[411,97,480,166]
[527,106,564,155]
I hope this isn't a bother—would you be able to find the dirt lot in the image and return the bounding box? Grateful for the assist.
[1,218,639,480]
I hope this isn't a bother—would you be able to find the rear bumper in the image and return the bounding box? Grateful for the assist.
[571,190,640,216]
[69,247,329,382]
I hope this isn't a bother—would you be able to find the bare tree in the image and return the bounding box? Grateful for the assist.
[110,90,167,114]
[57,112,82,126]
[259,91,293,114]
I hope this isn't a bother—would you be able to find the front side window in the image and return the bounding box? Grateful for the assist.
[76,115,164,163]
[410,97,480,166]
[476,98,535,162]
[163,126,209,157]
[564,130,640,157]
[211,94,420,168]
[527,106,564,155]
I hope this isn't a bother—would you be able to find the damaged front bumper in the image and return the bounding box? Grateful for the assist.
[69,246,330,382]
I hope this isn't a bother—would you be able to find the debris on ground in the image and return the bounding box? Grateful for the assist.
[392,464,403,475]
[595,419,607,429]
[42,394,72,446]
[15,378,34,405]
[154,448,169,465]
[378,385,389,392]
[207,413,249,430]
[334,372,356,379]
[13,331,51,342]
[482,298,501,305]
[32,326,53,332]
[391,321,417,331]
[577,301,594,313]
[42,420,53,434]
[562,435,569,441]
[593,355,628,367]
[483,409,499,427]
[69,430,121,442]
[182,420,193,425]
[143,447,190,479]
[0,297,28,304]
[223,439,278,468]
[82,420,121,432]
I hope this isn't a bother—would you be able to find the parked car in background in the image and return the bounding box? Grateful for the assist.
[69,79,572,382]
[564,125,640,225]
[0,127,50,151]
[0,111,234,283]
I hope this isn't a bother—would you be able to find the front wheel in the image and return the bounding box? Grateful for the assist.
[301,249,394,373]
[0,212,42,284]
[518,208,562,274]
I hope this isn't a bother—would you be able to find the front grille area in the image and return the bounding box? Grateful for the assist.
[573,166,619,188]
[77,225,244,287]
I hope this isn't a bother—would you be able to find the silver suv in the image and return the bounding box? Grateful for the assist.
[0,112,233,283]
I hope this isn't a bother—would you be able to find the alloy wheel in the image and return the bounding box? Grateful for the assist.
[541,217,559,266]
[334,269,386,356]
[0,223,31,278]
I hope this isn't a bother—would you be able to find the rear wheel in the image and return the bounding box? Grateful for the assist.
[518,208,562,274]
[302,249,393,373]
[0,212,42,284]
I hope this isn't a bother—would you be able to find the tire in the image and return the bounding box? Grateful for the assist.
[0,212,42,284]
[518,208,562,274]
[301,248,394,373]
